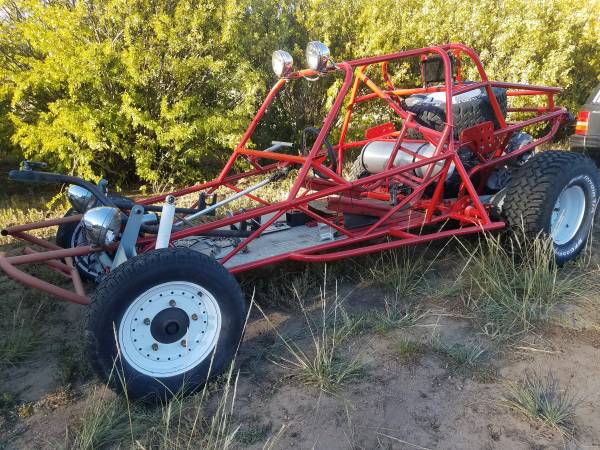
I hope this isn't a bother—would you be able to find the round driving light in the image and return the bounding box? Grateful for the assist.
[82,206,122,246]
[67,185,94,213]
[272,50,293,77]
[305,41,330,71]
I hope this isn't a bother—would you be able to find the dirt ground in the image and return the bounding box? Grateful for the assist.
[2,264,600,449]
[1,189,600,449]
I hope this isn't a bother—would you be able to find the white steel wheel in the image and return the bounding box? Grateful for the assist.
[550,185,586,246]
[118,281,222,378]
[88,248,246,401]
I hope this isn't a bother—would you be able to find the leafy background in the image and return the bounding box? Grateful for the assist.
[0,0,598,188]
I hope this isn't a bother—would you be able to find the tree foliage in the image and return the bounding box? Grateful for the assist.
[0,0,598,186]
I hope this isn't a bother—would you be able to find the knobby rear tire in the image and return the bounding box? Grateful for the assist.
[500,150,599,265]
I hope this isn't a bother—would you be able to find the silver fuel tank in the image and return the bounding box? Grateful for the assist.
[359,140,454,178]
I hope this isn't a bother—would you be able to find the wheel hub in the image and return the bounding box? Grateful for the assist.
[550,185,586,246]
[118,281,222,377]
[150,307,190,344]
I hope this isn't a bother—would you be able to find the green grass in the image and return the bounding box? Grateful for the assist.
[67,388,133,450]
[460,233,578,341]
[366,298,428,335]
[433,340,487,367]
[505,371,578,434]
[392,338,425,361]
[364,246,435,299]
[67,367,243,450]
[0,300,44,368]
[235,423,271,445]
[259,285,366,394]
[242,266,319,309]
[0,188,68,245]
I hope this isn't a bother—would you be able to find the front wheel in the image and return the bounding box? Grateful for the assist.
[500,151,599,265]
[86,248,246,401]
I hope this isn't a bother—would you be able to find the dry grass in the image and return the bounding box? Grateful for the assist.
[241,265,320,310]
[392,338,425,361]
[363,246,436,299]
[432,339,487,367]
[2,179,599,448]
[0,187,68,245]
[505,371,579,435]
[259,278,365,394]
[460,233,579,341]
[67,388,133,450]
[0,300,44,368]
[366,297,428,335]
[66,365,244,450]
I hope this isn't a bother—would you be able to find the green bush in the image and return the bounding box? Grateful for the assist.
[0,0,598,186]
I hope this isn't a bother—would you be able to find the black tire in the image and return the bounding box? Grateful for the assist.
[500,151,599,265]
[86,247,246,401]
[402,87,507,139]
[56,208,79,249]
[56,208,101,281]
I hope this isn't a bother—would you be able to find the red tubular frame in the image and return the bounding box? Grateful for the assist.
[1,43,570,303]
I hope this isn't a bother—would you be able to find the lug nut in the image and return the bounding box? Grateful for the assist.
[144,318,151,325]
[169,299,176,307]
[181,339,187,348]
[191,314,198,321]
[152,343,159,351]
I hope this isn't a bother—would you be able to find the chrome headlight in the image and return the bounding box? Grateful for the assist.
[305,41,330,71]
[67,185,94,213]
[272,50,294,77]
[82,206,121,246]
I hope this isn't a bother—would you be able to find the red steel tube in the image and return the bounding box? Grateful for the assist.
[288,222,505,263]
[0,252,90,305]
[2,214,81,236]
[6,246,97,265]
[23,247,71,276]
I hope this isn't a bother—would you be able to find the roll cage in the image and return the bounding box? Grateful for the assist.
[1,43,570,305]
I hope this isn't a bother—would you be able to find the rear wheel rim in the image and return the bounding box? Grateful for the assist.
[550,185,586,246]
[118,281,222,377]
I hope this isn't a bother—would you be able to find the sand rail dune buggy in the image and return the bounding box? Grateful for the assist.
[2,43,598,400]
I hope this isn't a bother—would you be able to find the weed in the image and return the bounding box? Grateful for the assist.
[68,388,133,450]
[259,280,365,394]
[235,423,271,445]
[0,392,17,417]
[505,371,578,434]
[365,247,431,299]
[17,402,33,418]
[0,300,44,368]
[366,297,428,334]
[324,304,366,341]
[242,266,319,309]
[433,340,486,366]
[57,340,93,384]
[460,233,577,340]
[0,188,67,245]
[393,338,424,361]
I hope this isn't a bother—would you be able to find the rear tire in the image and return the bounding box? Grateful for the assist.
[500,151,599,264]
[86,248,246,401]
